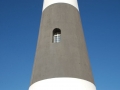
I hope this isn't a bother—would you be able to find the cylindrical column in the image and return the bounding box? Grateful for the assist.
[29,0,96,90]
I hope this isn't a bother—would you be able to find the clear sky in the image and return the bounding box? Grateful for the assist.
[0,0,120,90]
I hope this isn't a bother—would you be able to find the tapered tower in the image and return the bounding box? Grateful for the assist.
[29,0,96,90]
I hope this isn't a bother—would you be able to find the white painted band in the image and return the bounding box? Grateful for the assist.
[29,78,96,90]
[43,0,79,11]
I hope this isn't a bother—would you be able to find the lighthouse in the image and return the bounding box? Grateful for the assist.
[29,0,96,90]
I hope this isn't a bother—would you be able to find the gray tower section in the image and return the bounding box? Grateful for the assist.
[30,3,94,85]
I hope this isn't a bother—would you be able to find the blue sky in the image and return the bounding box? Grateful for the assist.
[0,0,120,90]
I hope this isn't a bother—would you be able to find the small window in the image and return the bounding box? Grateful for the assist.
[53,28,61,43]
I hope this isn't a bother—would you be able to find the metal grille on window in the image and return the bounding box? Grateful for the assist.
[54,33,60,43]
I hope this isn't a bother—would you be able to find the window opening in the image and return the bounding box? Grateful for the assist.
[53,28,61,43]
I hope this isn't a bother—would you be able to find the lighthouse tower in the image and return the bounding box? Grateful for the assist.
[29,0,96,90]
